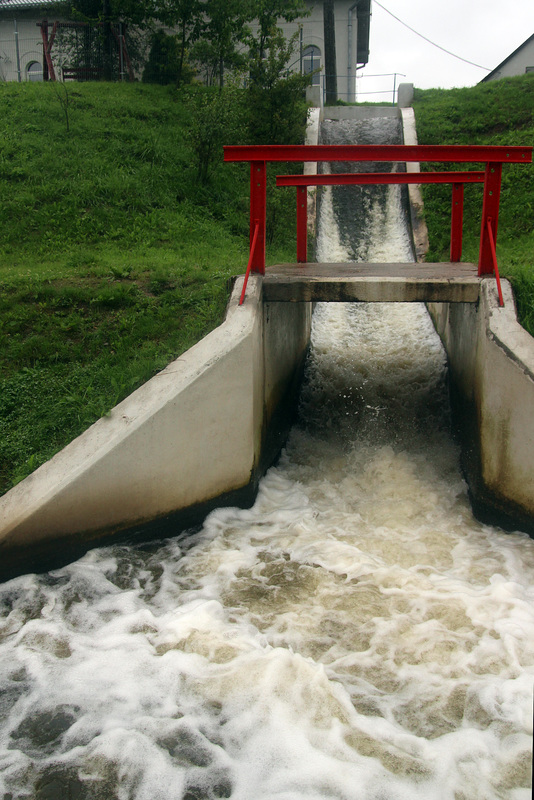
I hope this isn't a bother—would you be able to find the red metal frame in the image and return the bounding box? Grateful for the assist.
[276,172,486,186]
[249,162,266,274]
[478,163,503,277]
[223,144,532,280]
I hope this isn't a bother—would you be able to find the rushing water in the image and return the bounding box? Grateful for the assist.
[1,118,533,800]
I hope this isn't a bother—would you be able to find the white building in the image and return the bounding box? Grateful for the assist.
[0,0,371,100]
[0,0,54,81]
[276,0,371,103]
[480,33,534,83]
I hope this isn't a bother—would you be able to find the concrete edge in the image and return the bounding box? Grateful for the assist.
[304,107,321,258]
[0,277,259,541]
[400,107,429,262]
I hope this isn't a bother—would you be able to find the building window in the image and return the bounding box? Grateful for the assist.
[27,61,43,81]
[303,46,321,86]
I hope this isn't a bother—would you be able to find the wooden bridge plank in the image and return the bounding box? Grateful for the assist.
[262,262,482,303]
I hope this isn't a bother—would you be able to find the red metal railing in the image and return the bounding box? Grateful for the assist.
[224,145,532,303]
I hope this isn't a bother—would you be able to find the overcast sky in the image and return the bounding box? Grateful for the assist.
[355,0,534,102]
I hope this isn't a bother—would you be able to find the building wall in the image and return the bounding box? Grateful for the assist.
[277,1,363,102]
[483,36,534,81]
[0,14,47,81]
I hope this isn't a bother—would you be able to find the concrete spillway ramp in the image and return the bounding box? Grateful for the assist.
[0,279,311,578]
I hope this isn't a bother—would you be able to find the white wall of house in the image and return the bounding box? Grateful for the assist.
[482,35,534,82]
[278,1,365,103]
[0,16,46,81]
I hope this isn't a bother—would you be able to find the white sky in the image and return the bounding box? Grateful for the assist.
[356,0,534,102]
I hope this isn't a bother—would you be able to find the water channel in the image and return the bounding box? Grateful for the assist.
[0,116,533,799]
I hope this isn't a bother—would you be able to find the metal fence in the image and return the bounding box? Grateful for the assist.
[0,20,135,83]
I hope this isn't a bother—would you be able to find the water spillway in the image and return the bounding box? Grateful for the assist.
[1,117,534,799]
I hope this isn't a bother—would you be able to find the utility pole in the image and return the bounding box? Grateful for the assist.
[323,0,337,105]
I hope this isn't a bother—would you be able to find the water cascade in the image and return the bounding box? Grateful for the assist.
[0,116,533,800]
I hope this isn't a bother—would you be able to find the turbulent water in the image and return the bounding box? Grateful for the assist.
[1,118,533,800]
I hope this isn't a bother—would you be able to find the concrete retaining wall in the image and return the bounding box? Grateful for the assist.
[401,105,534,534]
[0,278,312,578]
[428,283,534,533]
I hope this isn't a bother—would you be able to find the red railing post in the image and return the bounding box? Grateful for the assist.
[450,183,464,262]
[478,162,502,275]
[296,186,308,263]
[250,161,266,274]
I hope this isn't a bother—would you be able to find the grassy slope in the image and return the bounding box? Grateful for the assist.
[412,74,534,331]
[0,82,297,494]
[2,78,531,495]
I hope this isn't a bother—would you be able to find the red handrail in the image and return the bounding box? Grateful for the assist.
[224,144,531,164]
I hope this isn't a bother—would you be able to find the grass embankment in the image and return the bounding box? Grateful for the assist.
[0,82,299,495]
[412,74,534,331]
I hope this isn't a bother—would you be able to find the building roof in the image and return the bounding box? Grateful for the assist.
[0,0,66,8]
[480,33,534,82]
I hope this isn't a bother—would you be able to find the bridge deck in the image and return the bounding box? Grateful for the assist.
[262,262,481,303]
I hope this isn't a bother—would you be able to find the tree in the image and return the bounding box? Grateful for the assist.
[186,82,246,183]
[245,0,308,84]
[247,28,309,144]
[62,0,147,79]
[142,29,183,85]
[75,0,203,85]
[192,0,249,89]
[63,0,115,79]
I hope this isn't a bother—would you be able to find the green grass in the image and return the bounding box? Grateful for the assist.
[0,82,300,494]
[412,74,534,332]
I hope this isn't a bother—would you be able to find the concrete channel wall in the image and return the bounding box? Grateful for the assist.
[400,105,534,533]
[428,284,534,534]
[0,278,312,579]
